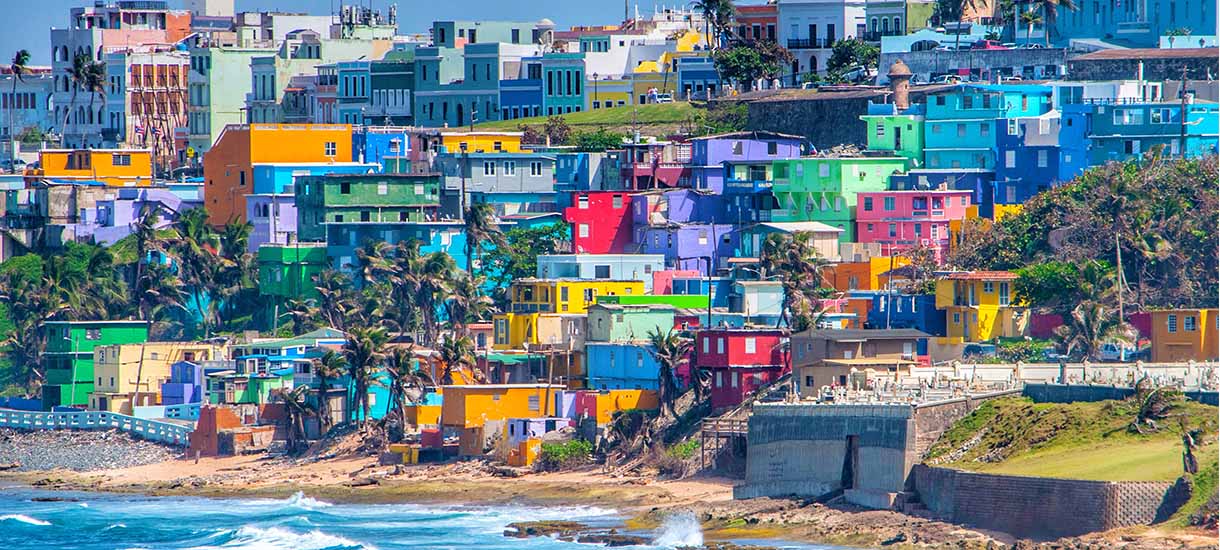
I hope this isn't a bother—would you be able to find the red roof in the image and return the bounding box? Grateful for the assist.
[946,271,1018,281]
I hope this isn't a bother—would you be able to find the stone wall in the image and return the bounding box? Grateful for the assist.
[746,93,881,151]
[735,404,917,503]
[1067,52,1218,81]
[1024,384,1219,406]
[879,49,1069,83]
[910,465,1179,539]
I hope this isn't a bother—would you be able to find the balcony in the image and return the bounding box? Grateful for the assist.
[724,179,773,193]
[787,38,831,49]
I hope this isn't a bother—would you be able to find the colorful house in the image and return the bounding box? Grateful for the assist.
[40,320,150,409]
[1149,309,1219,363]
[688,131,803,192]
[934,271,1027,343]
[738,221,843,261]
[596,294,711,309]
[792,328,929,393]
[438,131,525,154]
[770,156,909,241]
[855,190,972,262]
[866,292,944,335]
[922,84,1053,171]
[203,123,354,224]
[28,149,155,187]
[587,303,676,343]
[256,242,329,323]
[695,328,788,411]
[636,223,739,275]
[294,172,443,242]
[536,253,665,291]
[620,141,691,190]
[440,384,562,428]
[585,343,663,390]
[861,110,925,165]
[565,191,636,254]
[1080,101,1219,165]
[245,161,381,251]
[90,341,230,414]
[822,256,911,292]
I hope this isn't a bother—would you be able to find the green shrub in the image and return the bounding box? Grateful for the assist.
[667,439,701,460]
[537,439,593,470]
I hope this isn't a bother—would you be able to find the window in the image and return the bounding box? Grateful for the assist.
[953,312,961,324]
[999,282,1010,305]
[324,142,336,156]
[1037,150,1048,168]
[340,182,352,194]
[577,195,588,209]
[744,337,756,354]
[530,161,542,176]
[1167,314,1178,333]
[717,338,725,354]
[956,123,966,137]
[377,183,388,195]
[503,161,516,175]
[1005,150,1016,168]
[863,197,873,211]
[1124,140,1141,155]
[612,195,622,209]
[818,164,829,177]
[876,122,885,138]
[1007,119,1018,135]
[594,265,611,279]
[112,153,131,166]
[85,329,101,340]
[883,196,895,211]
[888,224,896,237]
[767,142,778,155]
[483,161,495,176]
[983,281,995,293]
[914,223,922,237]
[1185,315,1197,332]
[578,224,590,238]
[702,337,710,354]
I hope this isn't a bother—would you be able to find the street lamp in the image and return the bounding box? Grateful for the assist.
[592,72,599,108]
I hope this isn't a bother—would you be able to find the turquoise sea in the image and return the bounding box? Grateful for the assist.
[0,487,821,549]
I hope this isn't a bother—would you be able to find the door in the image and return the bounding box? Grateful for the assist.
[841,435,859,490]
[894,127,902,149]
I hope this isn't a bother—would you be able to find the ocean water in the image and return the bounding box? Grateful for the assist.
[0,487,819,550]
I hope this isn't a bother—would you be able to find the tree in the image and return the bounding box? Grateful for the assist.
[463,202,507,277]
[1034,0,1077,46]
[342,326,388,425]
[383,346,432,436]
[690,0,736,50]
[444,271,493,336]
[312,349,347,430]
[483,223,570,300]
[938,0,981,50]
[542,116,571,145]
[82,60,107,147]
[713,42,792,90]
[571,128,626,152]
[0,272,66,387]
[760,231,832,330]
[7,49,30,172]
[60,53,90,143]
[648,327,693,417]
[438,335,477,385]
[1020,9,1043,45]
[1052,302,1134,361]
[277,385,316,453]
[827,38,879,74]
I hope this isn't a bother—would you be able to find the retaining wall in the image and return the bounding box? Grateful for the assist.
[1024,384,1219,406]
[910,465,1181,539]
[0,408,191,445]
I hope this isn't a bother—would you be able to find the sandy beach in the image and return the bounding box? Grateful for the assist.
[4,449,1216,550]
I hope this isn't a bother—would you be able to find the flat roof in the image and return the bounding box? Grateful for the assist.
[1073,47,1218,60]
[799,328,930,340]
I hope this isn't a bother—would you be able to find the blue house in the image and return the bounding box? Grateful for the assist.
[1052,0,1215,48]
[994,115,1084,205]
[1082,100,1220,165]
[865,292,944,336]
[672,277,734,308]
[923,84,1054,171]
[555,152,619,206]
[499,76,543,121]
[585,342,661,390]
[676,55,720,100]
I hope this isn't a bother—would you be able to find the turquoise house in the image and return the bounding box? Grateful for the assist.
[923,84,1053,170]
[586,303,677,343]
[540,53,586,116]
[1082,101,1220,164]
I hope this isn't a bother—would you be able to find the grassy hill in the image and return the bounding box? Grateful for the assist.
[474,102,701,135]
[926,395,1218,483]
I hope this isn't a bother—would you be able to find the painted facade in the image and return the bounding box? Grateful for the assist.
[771,156,908,241]
[41,320,149,409]
[1149,309,1219,363]
[934,271,1027,342]
[31,149,154,187]
[855,189,972,261]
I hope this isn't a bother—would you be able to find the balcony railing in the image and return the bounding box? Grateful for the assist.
[787,38,831,49]
[724,179,773,193]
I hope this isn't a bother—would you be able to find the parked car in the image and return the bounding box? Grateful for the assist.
[1002,75,1024,82]
[1019,43,1046,49]
[0,159,26,171]
[654,93,674,104]
[1098,341,1137,362]
[931,74,962,84]
[971,39,1009,50]
[962,343,998,360]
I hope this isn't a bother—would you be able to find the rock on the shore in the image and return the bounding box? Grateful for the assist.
[0,428,180,472]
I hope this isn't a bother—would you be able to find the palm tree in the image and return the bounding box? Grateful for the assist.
[60,53,90,144]
[1034,0,1077,46]
[462,203,506,276]
[384,346,433,432]
[648,327,693,417]
[342,326,388,424]
[82,60,107,148]
[312,349,347,430]
[7,49,29,172]
[690,0,736,50]
[949,0,981,50]
[1020,9,1043,45]
[760,231,832,329]
[438,335,476,385]
[354,239,394,287]
[134,262,188,334]
[1053,301,1135,361]
[315,269,357,330]
[445,271,493,336]
[171,208,221,335]
[0,272,68,388]
[286,298,322,334]
[277,385,316,453]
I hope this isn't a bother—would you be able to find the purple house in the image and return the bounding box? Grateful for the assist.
[636,223,739,275]
[92,187,200,245]
[631,189,725,227]
[689,131,804,193]
[246,194,298,253]
[162,361,227,405]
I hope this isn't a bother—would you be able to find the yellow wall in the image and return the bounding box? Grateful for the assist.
[593,389,659,424]
[493,313,581,350]
[404,404,442,426]
[440,132,523,154]
[824,257,910,292]
[90,342,228,413]
[34,149,155,187]
[588,79,632,109]
[936,275,1025,342]
[1150,309,1219,362]
[440,385,561,428]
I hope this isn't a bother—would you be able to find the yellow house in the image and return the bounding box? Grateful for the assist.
[935,271,1027,343]
[1149,309,1219,362]
[29,149,155,187]
[492,312,586,351]
[589,389,659,424]
[507,279,645,315]
[587,78,632,110]
[823,256,911,292]
[439,131,523,154]
[89,342,229,414]
[440,384,561,428]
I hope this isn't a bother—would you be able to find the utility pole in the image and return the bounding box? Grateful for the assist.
[1115,233,1125,321]
[1178,65,1189,157]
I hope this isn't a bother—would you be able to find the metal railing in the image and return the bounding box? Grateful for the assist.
[0,408,192,446]
[787,38,831,49]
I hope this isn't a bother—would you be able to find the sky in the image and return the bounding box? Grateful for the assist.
[3,0,701,65]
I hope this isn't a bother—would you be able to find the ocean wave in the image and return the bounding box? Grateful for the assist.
[186,525,374,550]
[285,492,333,510]
[102,523,127,531]
[0,514,51,526]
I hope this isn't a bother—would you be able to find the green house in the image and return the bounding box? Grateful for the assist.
[861,113,925,165]
[295,173,443,242]
[207,370,293,405]
[770,156,909,241]
[257,243,329,324]
[41,320,149,409]
[586,303,676,343]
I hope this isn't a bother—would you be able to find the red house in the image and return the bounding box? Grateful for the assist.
[621,141,691,189]
[564,191,635,254]
[695,328,789,411]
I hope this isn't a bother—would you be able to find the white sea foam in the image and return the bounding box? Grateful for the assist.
[103,523,127,531]
[78,502,89,508]
[204,526,374,550]
[652,512,704,548]
[284,491,333,510]
[0,514,51,526]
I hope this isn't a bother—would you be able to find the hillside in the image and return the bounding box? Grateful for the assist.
[475,102,701,136]
[925,395,1218,483]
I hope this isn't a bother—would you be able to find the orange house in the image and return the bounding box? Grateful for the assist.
[823,256,912,293]
[1149,309,1218,363]
[202,123,353,224]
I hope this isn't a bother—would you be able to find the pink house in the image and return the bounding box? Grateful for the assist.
[855,190,972,262]
[652,269,701,294]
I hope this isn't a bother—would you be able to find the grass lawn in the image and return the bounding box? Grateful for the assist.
[474,102,699,132]
[927,396,1219,482]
